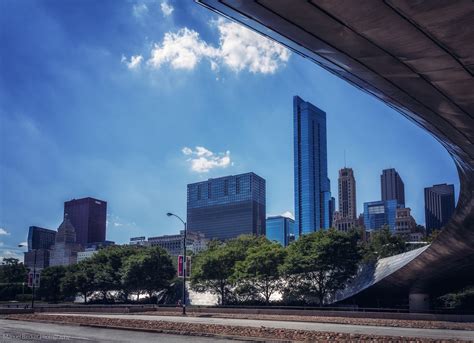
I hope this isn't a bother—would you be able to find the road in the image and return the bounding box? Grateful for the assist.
[46,313,474,341]
[0,319,245,343]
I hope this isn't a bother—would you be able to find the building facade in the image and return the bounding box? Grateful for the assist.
[424,183,455,234]
[363,200,399,231]
[64,197,107,245]
[49,216,83,267]
[381,168,405,206]
[394,207,417,240]
[24,226,57,270]
[294,96,331,236]
[334,167,358,232]
[187,172,266,241]
[148,231,208,256]
[266,215,295,246]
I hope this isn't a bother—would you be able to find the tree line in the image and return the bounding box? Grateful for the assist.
[0,226,410,305]
[191,227,409,306]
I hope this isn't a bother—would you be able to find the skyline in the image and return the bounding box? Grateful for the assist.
[0,0,460,260]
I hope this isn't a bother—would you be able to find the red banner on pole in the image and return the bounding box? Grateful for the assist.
[178,255,191,278]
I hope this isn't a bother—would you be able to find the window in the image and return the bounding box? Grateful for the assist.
[224,179,229,196]
[208,183,212,199]
[236,177,241,194]
[197,185,201,200]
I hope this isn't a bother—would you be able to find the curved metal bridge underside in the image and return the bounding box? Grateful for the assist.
[197,0,474,300]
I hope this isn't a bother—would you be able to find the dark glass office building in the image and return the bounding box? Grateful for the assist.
[27,226,56,251]
[381,168,405,207]
[187,172,266,241]
[424,183,455,234]
[363,200,399,231]
[24,226,56,270]
[294,96,331,236]
[266,216,295,246]
[64,197,107,245]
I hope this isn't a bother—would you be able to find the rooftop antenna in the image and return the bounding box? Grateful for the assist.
[344,150,346,168]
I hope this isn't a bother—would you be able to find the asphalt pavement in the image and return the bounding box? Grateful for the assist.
[0,319,245,343]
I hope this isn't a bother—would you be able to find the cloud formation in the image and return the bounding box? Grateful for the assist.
[0,228,9,235]
[125,18,290,74]
[133,3,148,18]
[182,146,231,173]
[161,1,174,17]
[121,55,143,69]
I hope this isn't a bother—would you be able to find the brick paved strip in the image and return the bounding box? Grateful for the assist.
[137,311,474,331]
[6,314,472,342]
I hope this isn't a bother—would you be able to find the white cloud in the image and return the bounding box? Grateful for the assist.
[182,146,231,173]
[216,19,290,74]
[107,214,137,230]
[0,228,9,236]
[133,3,148,18]
[122,54,143,69]
[19,241,27,247]
[161,1,174,17]
[132,18,290,74]
[0,250,23,262]
[148,28,218,70]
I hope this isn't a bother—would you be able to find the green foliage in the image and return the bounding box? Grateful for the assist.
[37,265,67,302]
[61,261,97,303]
[0,258,27,284]
[233,240,286,304]
[0,258,28,301]
[437,287,474,310]
[121,246,175,299]
[282,229,362,305]
[365,226,407,260]
[191,235,266,305]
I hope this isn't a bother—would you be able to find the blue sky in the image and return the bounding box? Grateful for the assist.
[0,0,459,260]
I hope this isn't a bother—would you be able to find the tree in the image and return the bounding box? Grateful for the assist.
[0,258,28,301]
[283,229,362,305]
[0,258,27,284]
[121,246,175,300]
[89,245,142,301]
[233,241,286,304]
[365,226,407,260]
[61,261,96,303]
[37,265,67,302]
[191,235,265,305]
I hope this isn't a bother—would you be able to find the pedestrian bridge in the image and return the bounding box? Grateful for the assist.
[197,0,474,311]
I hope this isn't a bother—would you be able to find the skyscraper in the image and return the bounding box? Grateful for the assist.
[266,215,295,246]
[23,226,57,270]
[187,172,266,241]
[294,96,331,236]
[64,197,107,245]
[363,200,399,231]
[424,183,455,234]
[27,226,56,251]
[381,168,405,206]
[334,167,358,232]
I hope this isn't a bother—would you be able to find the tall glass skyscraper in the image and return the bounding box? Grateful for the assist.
[294,96,331,236]
[187,172,266,241]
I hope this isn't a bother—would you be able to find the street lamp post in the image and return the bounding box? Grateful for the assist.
[166,212,187,315]
[18,244,36,310]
